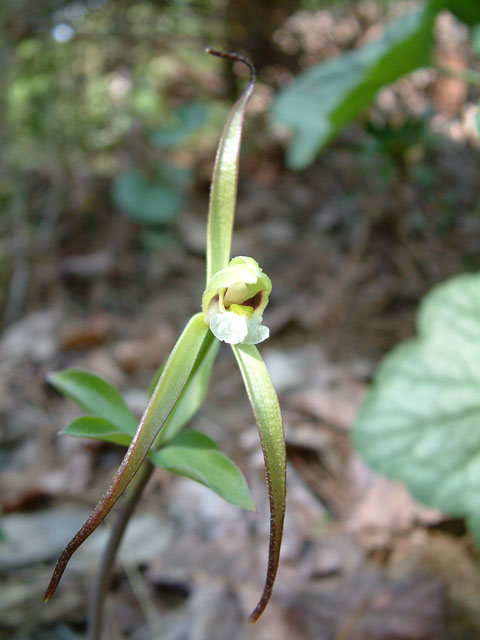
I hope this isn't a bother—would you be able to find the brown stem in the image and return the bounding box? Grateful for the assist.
[87,460,154,640]
[205,48,257,86]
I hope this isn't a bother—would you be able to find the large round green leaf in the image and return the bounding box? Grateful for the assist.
[354,273,480,527]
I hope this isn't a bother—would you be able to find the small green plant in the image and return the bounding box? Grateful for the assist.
[44,50,286,632]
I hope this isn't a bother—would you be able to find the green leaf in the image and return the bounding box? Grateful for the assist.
[206,51,255,282]
[353,273,480,533]
[270,5,436,169]
[112,168,186,225]
[150,429,255,510]
[61,416,133,447]
[60,335,219,449]
[48,369,137,436]
[231,343,286,623]
[153,102,208,148]
[45,313,210,602]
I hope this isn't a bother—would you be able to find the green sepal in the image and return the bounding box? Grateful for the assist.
[153,332,219,446]
[206,52,255,282]
[231,343,286,623]
[150,430,255,511]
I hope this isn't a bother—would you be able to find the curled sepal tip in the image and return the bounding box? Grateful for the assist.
[44,313,210,602]
[231,343,286,623]
[205,49,256,283]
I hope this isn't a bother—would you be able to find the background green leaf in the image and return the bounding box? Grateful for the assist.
[442,0,480,26]
[153,102,208,148]
[113,166,192,225]
[353,273,480,533]
[57,332,218,451]
[44,314,210,602]
[270,5,436,169]
[48,368,137,436]
[150,429,255,510]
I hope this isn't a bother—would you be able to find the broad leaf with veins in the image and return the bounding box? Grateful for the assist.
[354,273,480,543]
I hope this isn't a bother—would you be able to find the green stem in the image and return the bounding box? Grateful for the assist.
[433,64,480,87]
[87,460,154,640]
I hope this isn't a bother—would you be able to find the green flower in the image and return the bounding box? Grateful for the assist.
[202,256,272,345]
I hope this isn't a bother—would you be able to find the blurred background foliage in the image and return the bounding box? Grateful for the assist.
[1,0,230,320]
[1,0,479,330]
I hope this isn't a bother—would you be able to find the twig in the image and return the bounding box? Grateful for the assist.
[87,460,155,640]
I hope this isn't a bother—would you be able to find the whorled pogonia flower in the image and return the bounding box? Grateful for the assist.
[202,256,271,345]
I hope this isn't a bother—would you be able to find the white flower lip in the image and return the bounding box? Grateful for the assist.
[202,257,271,345]
[210,310,270,345]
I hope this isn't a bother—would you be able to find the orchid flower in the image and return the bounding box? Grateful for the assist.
[45,49,286,624]
[203,256,271,345]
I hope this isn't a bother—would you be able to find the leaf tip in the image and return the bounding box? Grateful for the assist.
[43,578,57,603]
[247,590,271,624]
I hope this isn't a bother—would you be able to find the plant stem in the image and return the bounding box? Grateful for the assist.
[87,459,155,640]
[433,65,480,88]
